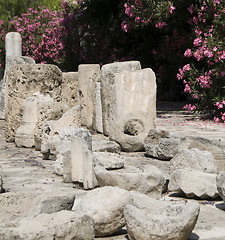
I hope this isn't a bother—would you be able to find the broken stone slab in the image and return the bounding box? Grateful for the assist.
[71,136,97,189]
[168,169,219,199]
[101,61,142,136]
[93,152,124,170]
[55,127,92,183]
[73,186,132,237]
[92,134,121,153]
[95,81,103,133]
[61,71,78,108]
[108,68,157,151]
[0,191,76,223]
[78,64,101,129]
[41,105,81,159]
[94,163,166,199]
[170,148,218,174]
[216,171,225,202]
[124,200,200,240]
[5,64,63,142]
[0,210,95,240]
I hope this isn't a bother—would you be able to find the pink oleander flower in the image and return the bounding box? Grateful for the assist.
[184,49,192,57]
[121,21,128,32]
[193,37,202,47]
[182,64,190,72]
[155,21,166,29]
[187,4,194,14]
[204,50,213,58]
[184,84,191,93]
[183,104,196,111]
[214,117,220,123]
[169,4,176,14]
[194,50,203,61]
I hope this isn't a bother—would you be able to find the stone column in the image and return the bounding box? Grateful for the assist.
[78,64,100,129]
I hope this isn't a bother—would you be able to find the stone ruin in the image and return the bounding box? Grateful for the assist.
[0,32,225,239]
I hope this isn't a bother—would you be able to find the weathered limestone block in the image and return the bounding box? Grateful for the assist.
[170,148,218,174]
[0,32,35,119]
[5,64,63,142]
[95,81,103,133]
[62,72,78,108]
[108,68,156,151]
[92,134,121,153]
[216,171,225,202]
[0,165,3,193]
[93,152,124,170]
[71,136,97,189]
[41,105,81,159]
[101,61,142,136]
[169,169,219,199]
[78,64,101,129]
[55,127,92,183]
[124,201,200,240]
[73,186,132,237]
[94,164,166,199]
[0,211,95,240]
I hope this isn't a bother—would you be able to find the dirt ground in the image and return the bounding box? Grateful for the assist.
[0,101,225,239]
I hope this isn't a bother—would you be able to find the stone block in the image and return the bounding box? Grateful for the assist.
[78,64,101,128]
[101,61,141,136]
[5,64,63,142]
[216,171,225,202]
[108,68,156,151]
[61,72,78,108]
[95,81,103,133]
[0,165,3,193]
[71,136,97,189]
[41,105,81,159]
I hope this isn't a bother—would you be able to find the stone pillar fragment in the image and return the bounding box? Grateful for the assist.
[78,64,100,129]
[71,136,97,189]
[109,68,157,151]
[101,61,141,136]
[5,32,22,57]
[95,81,103,133]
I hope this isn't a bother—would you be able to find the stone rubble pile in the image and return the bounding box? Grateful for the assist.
[0,32,224,240]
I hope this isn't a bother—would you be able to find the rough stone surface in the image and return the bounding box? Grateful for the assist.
[41,105,81,159]
[101,61,142,136]
[94,164,166,199]
[0,165,3,193]
[62,71,78,108]
[169,169,219,199]
[170,148,218,174]
[5,64,63,142]
[78,64,101,129]
[0,210,95,240]
[124,201,200,240]
[107,68,156,151]
[93,152,124,170]
[71,136,97,189]
[73,186,132,237]
[95,81,103,133]
[216,171,225,202]
[55,127,92,182]
[92,134,121,153]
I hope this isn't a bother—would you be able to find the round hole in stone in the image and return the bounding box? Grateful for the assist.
[124,119,144,136]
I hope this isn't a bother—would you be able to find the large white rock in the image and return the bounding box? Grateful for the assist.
[169,169,219,199]
[170,148,218,174]
[101,61,142,136]
[0,210,95,240]
[41,105,81,159]
[124,201,200,240]
[108,68,156,151]
[73,186,132,237]
[216,171,225,202]
[78,64,100,129]
[55,127,92,183]
[94,164,166,199]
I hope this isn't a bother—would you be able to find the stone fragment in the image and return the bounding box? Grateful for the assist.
[94,164,166,199]
[61,71,78,108]
[92,134,121,153]
[101,61,142,136]
[5,64,63,142]
[0,165,3,193]
[93,152,124,170]
[73,186,132,237]
[71,136,97,189]
[0,210,94,240]
[55,127,92,182]
[78,64,100,128]
[169,169,219,199]
[124,201,200,240]
[216,171,225,202]
[95,81,103,133]
[108,68,156,151]
[170,148,218,174]
[41,105,81,159]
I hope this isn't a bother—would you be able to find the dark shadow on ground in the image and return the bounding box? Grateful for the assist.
[215,202,225,211]
[188,233,200,240]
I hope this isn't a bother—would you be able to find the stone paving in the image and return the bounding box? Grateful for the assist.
[0,101,225,240]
